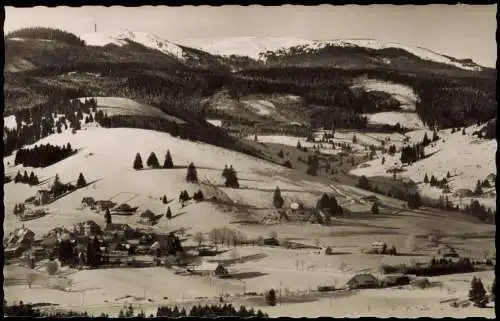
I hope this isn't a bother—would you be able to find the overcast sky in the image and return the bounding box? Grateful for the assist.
[4,5,497,67]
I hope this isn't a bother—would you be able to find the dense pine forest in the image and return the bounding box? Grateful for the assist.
[6,27,86,46]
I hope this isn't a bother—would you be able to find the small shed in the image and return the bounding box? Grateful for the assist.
[453,189,474,198]
[263,237,280,246]
[321,246,333,255]
[81,197,96,209]
[36,189,50,206]
[346,273,379,289]
[194,262,228,276]
[114,203,137,213]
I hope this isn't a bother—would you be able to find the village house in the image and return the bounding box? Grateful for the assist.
[192,262,229,276]
[36,189,50,206]
[112,203,138,215]
[346,273,379,289]
[4,227,36,259]
[81,197,96,209]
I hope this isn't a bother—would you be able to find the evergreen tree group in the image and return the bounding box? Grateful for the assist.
[193,190,205,202]
[156,304,268,317]
[306,155,319,176]
[407,192,422,209]
[468,276,487,307]
[15,143,74,168]
[14,170,39,186]
[356,175,372,191]
[223,165,239,188]
[179,190,190,206]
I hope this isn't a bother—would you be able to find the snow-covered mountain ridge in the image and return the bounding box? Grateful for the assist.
[178,36,483,71]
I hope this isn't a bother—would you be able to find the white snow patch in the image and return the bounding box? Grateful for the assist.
[352,79,419,111]
[364,112,426,130]
[4,115,17,130]
[242,100,276,116]
[206,119,222,127]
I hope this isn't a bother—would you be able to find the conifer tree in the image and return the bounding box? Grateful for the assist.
[447,171,451,178]
[222,165,229,179]
[224,165,239,188]
[424,173,429,184]
[186,162,198,183]
[133,153,143,170]
[422,132,431,146]
[432,129,440,142]
[371,202,380,214]
[29,172,36,186]
[14,170,22,183]
[162,195,168,204]
[265,289,277,306]
[278,149,284,158]
[23,170,29,183]
[296,141,301,149]
[166,206,172,219]
[76,173,87,188]
[468,276,487,306]
[163,150,174,169]
[474,180,483,196]
[273,186,284,209]
[146,152,160,168]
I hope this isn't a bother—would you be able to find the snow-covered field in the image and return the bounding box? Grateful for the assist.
[364,112,426,129]
[76,97,185,124]
[3,125,336,237]
[4,116,495,318]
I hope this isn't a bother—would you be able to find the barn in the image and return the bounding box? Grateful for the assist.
[346,273,379,289]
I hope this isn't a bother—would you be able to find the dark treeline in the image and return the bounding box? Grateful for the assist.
[156,304,268,318]
[380,257,479,276]
[4,97,96,156]
[235,67,496,129]
[6,27,86,46]
[14,143,75,168]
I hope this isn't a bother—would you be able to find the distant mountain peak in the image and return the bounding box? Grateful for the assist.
[81,30,186,61]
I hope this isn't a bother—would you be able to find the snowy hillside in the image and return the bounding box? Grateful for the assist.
[179,37,482,71]
[75,97,186,124]
[81,30,186,60]
[3,126,335,236]
[350,125,496,209]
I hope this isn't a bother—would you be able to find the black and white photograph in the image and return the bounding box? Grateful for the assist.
[2,4,497,318]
